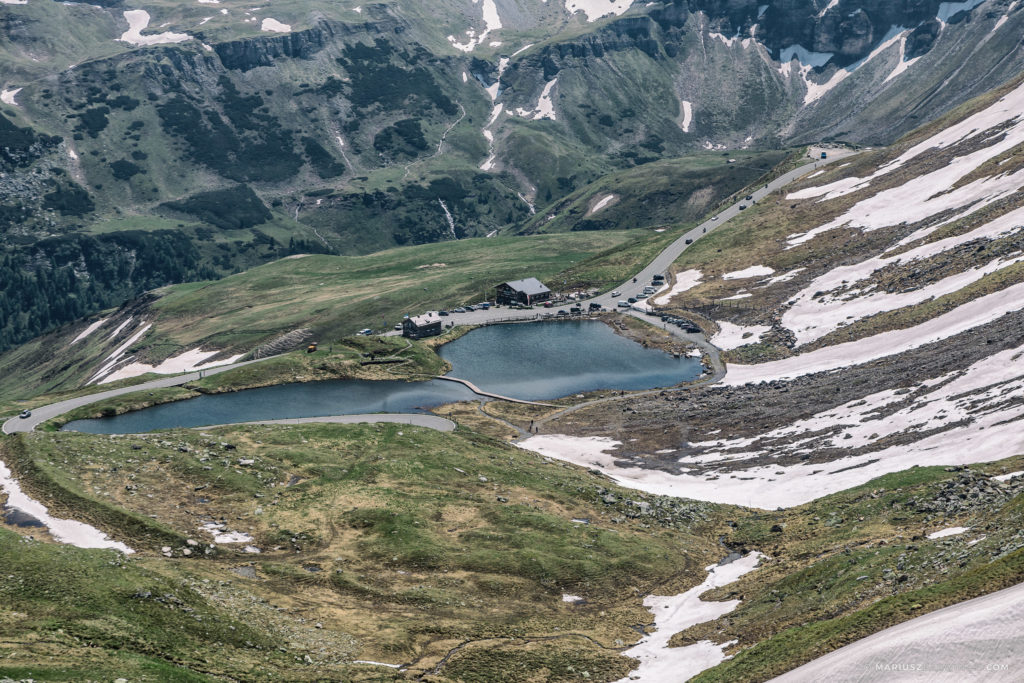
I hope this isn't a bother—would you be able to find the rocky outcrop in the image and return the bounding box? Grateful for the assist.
[209,17,400,71]
[211,21,342,71]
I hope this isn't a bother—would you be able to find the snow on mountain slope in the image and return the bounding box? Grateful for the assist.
[525,75,1024,511]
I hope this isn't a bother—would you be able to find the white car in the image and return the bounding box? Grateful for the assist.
[611,290,621,297]
[617,301,630,308]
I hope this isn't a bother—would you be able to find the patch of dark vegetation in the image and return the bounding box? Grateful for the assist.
[109,159,144,180]
[337,39,456,115]
[372,118,428,161]
[41,181,95,216]
[301,136,345,178]
[0,114,62,170]
[74,106,110,137]
[155,77,303,183]
[161,184,272,231]
[299,172,530,251]
[0,231,209,352]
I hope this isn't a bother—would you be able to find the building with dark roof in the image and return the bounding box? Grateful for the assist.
[495,278,552,306]
[402,311,443,339]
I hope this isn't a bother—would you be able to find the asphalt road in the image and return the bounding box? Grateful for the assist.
[389,147,855,329]
[772,580,1024,682]
[3,147,852,435]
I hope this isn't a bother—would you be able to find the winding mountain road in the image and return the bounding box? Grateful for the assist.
[2,147,852,436]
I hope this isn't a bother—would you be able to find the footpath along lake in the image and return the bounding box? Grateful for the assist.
[64,321,701,434]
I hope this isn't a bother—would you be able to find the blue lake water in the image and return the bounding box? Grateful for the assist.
[64,321,700,433]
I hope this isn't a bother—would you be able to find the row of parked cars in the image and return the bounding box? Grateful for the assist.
[657,314,701,334]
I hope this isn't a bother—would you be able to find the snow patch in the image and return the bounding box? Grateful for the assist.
[591,194,616,214]
[515,78,558,121]
[71,317,109,344]
[928,526,970,540]
[118,10,190,46]
[652,269,703,305]
[520,341,1024,508]
[99,348,245,384]
[726,280,1024,385]
[615,553,765,682]
[448,0,502,52]
[562,594,583,602]
[994,470,1024,482]
[260,18,290,32]
[0,459,133,552]
[724,265,775,280]
[783,222,1024,347]
[566,0,633,22]
[760,268,805,287]
[712,322,770,351]
[0,88,22,106]
[680,100,693,132]
[201,522,253,544]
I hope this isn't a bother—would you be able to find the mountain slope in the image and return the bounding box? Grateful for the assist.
[517,70,1024,678]
[3,0,1024,349]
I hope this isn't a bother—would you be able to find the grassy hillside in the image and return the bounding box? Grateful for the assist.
[0,228,664,403]
[2,422,728,680]
[691,459,1024,681]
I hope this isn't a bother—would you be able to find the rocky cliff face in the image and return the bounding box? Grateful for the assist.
[1,0,1022,347]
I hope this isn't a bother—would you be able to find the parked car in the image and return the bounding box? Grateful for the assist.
[711,215,719,221]
[358,328,373,335]
[636,293,648,299]
[627,297,637,303]
[19,410,31,419]
[394,324,403,330]
[617,301,630,308]
[557,310,568,316]
[611,290,621,297]
[543,301,554,308]
[589,302,602,311]
[439,310,449,316]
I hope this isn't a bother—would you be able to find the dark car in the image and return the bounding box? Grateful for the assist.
[685,238,693,244]
[739,204,747,210]
[745,194,752,200]
[627,297,637,304]
[589,302,602,310]
[557,309,568,316]
[439,310,449,316]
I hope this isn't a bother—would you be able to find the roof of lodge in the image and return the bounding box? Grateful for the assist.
[500,277,550,296]
[408,311,442,326]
